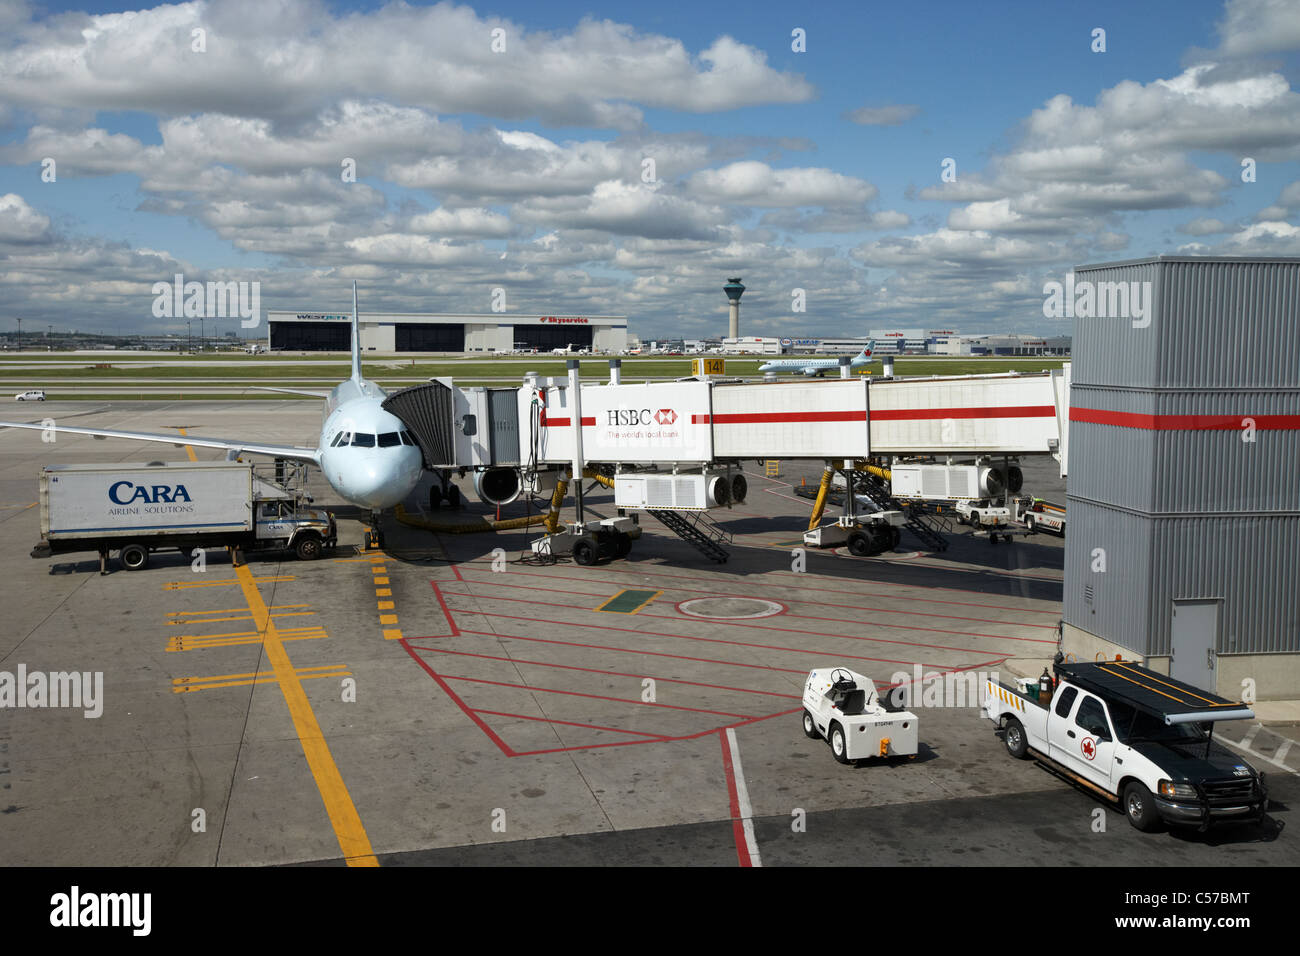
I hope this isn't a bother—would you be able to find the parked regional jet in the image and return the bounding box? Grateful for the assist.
[0,284,424,538]
[758,342,876,376]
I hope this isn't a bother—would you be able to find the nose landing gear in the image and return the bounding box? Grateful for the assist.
[364,509,385,551]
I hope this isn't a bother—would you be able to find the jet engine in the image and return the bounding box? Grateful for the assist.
[474,467,522,506]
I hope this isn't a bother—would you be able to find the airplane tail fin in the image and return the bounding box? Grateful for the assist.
[863,339,874,359]
[350,280,362,382]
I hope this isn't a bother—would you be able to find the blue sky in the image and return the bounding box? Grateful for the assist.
[1,0,1297,338]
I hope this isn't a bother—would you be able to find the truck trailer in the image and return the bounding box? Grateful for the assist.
[31,460,336,573]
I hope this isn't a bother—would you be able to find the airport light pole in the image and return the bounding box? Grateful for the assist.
[15,317,20,353]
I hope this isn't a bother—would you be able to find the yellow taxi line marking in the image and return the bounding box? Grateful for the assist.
[167,630,327,652]
[377,601,394,611]
[173,668,350,693]
[173,663,347,686]
[234,564,378,867]
[164,576,295,590]
[379,614,398,625]
[373,577,389,585]
[176,428,199,463]
[0,502,37,510]
[382,629,404,641]
[375,588,392,597]
[166,610,315,625]
[170,605,311,615]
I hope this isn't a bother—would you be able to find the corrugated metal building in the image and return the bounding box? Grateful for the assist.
[1062,256,1300,699]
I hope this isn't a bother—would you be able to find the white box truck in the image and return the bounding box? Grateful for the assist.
[32,461,336,573]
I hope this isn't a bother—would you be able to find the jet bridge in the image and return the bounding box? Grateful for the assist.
[517,369,1070,468]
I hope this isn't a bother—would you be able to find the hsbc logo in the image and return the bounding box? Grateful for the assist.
[606,408,678,427]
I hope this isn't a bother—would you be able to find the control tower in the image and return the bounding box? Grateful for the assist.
[724,277,745,340]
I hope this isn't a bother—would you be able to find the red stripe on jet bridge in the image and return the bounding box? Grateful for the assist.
[691,411,867,425]
[1069,408,1300,430]
[869,405,1057,421]
[540,413,596,427]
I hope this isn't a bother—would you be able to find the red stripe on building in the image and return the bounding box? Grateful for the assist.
[869,405,1057,421]
[1070,408,1300,430]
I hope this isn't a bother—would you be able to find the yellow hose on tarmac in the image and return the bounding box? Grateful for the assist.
[395,505,561,534]
[581,468,615,489]
[853,461,892,482]
[808,466,834,530]
[544,474,570,533]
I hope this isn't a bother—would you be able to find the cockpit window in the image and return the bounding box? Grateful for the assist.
[378,432,401,447]
[350,433,376,448]
[400,431,416,446]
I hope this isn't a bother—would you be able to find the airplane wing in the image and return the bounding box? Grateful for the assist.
[249,386,332,399]
[0,420,321,464]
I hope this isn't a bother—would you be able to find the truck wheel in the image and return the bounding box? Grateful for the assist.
[295,535,323,561]
[1004,717,1029,759]
[847,531,871,556]
[829,723,850,764]
[802,710,820,739]
[572,540,596,566]
[119,543,149,571]
[1024,515,1036,534]
[1123,782,1161,832]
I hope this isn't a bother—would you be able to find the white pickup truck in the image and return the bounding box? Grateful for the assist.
[981,656,1267,831]
[802,667,919,763]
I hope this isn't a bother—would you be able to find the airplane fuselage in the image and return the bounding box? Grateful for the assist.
[318,378,424,510]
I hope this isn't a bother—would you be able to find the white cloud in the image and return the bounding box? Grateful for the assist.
[687,161,877,207]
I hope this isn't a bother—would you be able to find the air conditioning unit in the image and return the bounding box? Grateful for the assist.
[613,474,730,511]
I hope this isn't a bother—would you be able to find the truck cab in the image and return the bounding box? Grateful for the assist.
[983,657,1267,831]
[254,499,336,560]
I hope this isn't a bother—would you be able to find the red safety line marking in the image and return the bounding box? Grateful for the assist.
[436,608,952,669]
[405,644,801,699]
[1070,407,1300,430]
[869,405,1056,421]
[453,569,1058,634]
[508,707,804,757]
[427,582,460,637]
[437,589,1052,648]
[398,639,517,756]
[557,557,1061,611]
[451,629,808,677]
[471,709,670,740]
[720,730,754,867]
[437,673,756,719]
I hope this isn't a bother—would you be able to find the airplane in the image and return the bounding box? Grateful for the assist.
[758,341,876,377]
[0,283,424,546]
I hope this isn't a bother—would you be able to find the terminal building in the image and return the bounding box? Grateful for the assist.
[266,310,628,354]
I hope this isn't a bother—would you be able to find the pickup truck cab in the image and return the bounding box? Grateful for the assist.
[802,667,919,763]
[982,656,1266,831]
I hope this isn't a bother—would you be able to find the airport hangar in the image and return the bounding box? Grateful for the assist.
[266,310,628,353]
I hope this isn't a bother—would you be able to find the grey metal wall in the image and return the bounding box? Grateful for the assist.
[1072,257,1300,389]
[1064,257,1300,657]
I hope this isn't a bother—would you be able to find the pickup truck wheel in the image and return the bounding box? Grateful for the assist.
[294,535,323,561]
[846,531,871,556]
[829,723,850,764]
[1004,717,1029,759]
[119,543,149,571]
[1123,782,1161,832]
[802,710,820,739]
